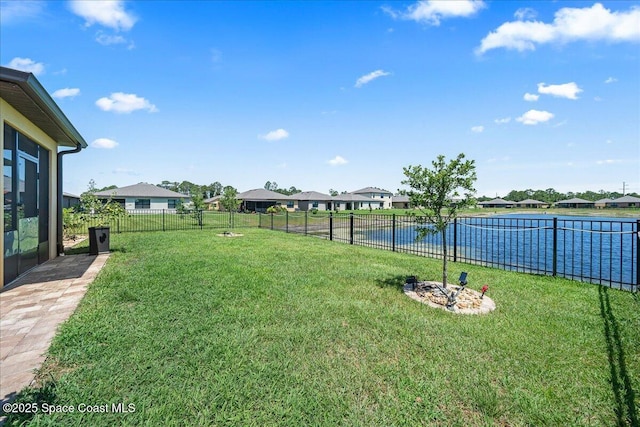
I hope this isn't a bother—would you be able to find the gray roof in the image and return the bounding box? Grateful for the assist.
[392,195,410,203]
[290,191,333,201]
[0,66,87,148]
[555,198,593,204]
[94,183,188,199]
[333,193,376,202]
[351,187,393,195]
[63,192,80,199]
[595,198,614,203]
[515,199,546,205]
[478,198,514,205]
[237,188,292,201]
[612,195,640,203]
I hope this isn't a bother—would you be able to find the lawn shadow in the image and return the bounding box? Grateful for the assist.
[598,285,638,426]
[376,275,409,293]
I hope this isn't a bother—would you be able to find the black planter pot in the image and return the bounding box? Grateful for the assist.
[88,226,110,255]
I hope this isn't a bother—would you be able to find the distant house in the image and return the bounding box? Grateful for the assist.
[93,182,189,211]
[237,189,295,212]
[514,199,549,209]
[290,191,333,211]
[204,195,221,210]
[332,193,378,211]
[349,187,393,209]
[594,198,613,209]
[609,195,640,208]
[554,198,594,209]
[62,192,81,208]
[478,198,515,209]
[392,195,411,209]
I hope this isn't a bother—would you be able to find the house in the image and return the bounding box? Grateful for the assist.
[93,182,189,211]
[391,195,411,209]
[514,199,549,209]
[477,198,515,209]
[332,193,378,211]
[63,192,81,208]
[349,187,393,209]
[1,66,87,286]
[237,189,295,212]
[554,198,594,209]
[204,195,221,210]
[290,191,333,211]
[609,195,640,208]
[595,198,614,209]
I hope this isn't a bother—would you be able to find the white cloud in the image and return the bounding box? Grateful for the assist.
[604,76,618,84]
[96,32,126,45]
[6,57,44,75]
[523,93,539,102]
[516,109,554,125]
[0,0,45,25]
[328,155,348,166]
[95,92,158,113]
[538,82,583,99]
[355,70,391,88]
[259,128,289,141]
[477,3,640,54]
[471,125,484,133]
[494,117,511,124]
[514,7,537,21]
[596,159,622,165]
[69,0,137,31]
[91,138,119,149]
[52,88,80,99]
[384,0,485,26]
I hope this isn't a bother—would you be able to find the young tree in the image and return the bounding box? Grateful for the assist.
[220,186,240,229]
[400,153,477,288]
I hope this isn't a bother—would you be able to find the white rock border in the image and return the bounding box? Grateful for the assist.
[216,232,244,237]
[403,281,496,315]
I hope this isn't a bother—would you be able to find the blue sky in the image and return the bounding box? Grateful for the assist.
[2,0,639,197]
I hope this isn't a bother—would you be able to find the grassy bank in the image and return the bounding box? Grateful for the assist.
[5,229,639,426]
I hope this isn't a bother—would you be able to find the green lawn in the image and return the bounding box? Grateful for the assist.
[5,229,639,426]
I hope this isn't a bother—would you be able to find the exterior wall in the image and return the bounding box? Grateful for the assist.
[1,99,59,286]
[356,192,392,209]
[297,201,330,211]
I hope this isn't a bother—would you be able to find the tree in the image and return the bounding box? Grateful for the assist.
[400,153,477,288]
[220,186,240,229]
[220,186,240,212]
[329,189,339,197]
[78,180,126,226]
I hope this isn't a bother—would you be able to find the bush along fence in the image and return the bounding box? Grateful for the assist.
[66,210,638,291]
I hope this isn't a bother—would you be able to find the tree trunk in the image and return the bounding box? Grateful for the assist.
[441,228,448,288]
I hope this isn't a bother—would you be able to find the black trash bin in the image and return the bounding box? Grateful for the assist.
[88,226,110,255]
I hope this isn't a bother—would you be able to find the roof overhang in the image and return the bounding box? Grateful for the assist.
[0,66,87,148]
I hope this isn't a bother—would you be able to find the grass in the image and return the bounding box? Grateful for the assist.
[5,229,639,426]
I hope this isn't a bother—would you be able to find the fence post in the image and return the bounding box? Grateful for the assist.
[350,213,354,245]
[270,213,274,230]
[258,212,262,228]
[636,220,640,290]
[305,211,308,235]
[286,211,289,233]
[329,212,333,241]
[552,217,558,277]
[200,210,203,230]
[392,214,396,252]
[453,217,457,262]
[163,209,165,232]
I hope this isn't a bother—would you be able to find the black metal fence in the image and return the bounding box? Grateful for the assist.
[260,212,639,291]
[67,210,639,291]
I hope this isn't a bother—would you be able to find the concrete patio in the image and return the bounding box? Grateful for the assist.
[1,254,109,404]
